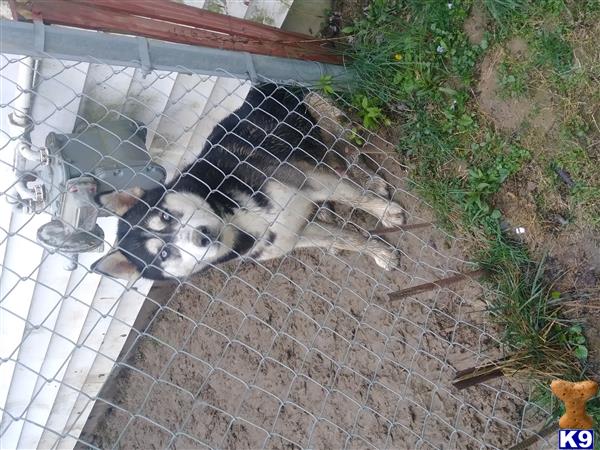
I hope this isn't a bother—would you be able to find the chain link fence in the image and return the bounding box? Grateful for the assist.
[0,47,554,450]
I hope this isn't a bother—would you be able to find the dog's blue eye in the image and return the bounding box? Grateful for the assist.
[159,249,169,261]
[161,212,171,222]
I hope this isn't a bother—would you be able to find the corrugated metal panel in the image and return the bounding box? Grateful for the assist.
[2,251,73,449]
[2,56,90,449]
[53,277,152,449]
[1,54,88,445]
[77,63,136,123]
[122,69,177,148]
[0,211,48,449]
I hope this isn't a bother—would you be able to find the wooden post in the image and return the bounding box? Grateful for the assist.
[20,0,344,64]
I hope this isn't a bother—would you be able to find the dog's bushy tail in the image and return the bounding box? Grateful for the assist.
[245,83,326,163]
[204,82,326,166]
[246,83,307,108]
[242,83,311,128]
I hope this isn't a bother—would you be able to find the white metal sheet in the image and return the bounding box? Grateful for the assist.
[77,63,136,124]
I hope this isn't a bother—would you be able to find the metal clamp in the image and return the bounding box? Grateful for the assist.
[33,18,45,53]
[243,52,258,83]
[137,37,152,78]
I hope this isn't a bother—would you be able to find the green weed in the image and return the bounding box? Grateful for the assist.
[317,75,335,96]
[483,0,524,25]
[352,95,390,129]
[497,59,530,97]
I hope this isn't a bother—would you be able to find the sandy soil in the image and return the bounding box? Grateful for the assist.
[78,137,550,449]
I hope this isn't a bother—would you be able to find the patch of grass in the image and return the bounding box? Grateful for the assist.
[532,29,573,73]
[483,0,524,26]
[484,258,589,378]
[520,87,600,229]
[342,0,480,105]
[497,58,530,97]
[336,0,599,431]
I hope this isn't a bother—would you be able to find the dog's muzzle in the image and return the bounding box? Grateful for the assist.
[191,226,214,247]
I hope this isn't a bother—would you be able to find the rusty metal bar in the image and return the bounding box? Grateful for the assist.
[388,269,487,300]
[508,423,559,450]
[452,357,509,390]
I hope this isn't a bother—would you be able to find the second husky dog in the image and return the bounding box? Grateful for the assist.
[91,84,406,281]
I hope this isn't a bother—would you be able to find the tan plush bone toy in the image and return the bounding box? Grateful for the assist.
[551,379,598,429]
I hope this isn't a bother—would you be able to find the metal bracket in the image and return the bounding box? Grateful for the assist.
[137,37,152,78]
[243,52,257,83]
[33,18,45,53]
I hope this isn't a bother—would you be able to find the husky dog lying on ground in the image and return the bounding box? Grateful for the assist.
[91,84,406,281]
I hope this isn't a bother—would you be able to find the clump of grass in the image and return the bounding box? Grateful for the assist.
[342,0,480,106]
[484,258,588,378]
[497,59,530,97]
[532,29,573,73]
[483,0,525,26]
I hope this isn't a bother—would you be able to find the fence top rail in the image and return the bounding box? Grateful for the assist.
[0,19,351,85]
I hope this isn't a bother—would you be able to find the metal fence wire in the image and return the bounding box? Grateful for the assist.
[0,50,555,450]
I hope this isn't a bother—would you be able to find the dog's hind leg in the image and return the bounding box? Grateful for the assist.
[295,222,399,270]
[306,172,407,228]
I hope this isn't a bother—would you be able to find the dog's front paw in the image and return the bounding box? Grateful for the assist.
[380,202,407,228]
[367,175,391,199]
[370,245,400,271]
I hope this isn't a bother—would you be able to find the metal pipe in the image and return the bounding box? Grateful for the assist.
[11,56,35,127]
[17,141,40,162]
[13,179,38,200]
[0,19,351,85]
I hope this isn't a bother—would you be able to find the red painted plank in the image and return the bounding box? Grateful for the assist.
[31,0,344,64]
[75,0,326,47]
[7,0,21,20]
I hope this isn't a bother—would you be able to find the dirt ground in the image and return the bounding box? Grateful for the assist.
[78,136,551,449]
[468,9,600,377]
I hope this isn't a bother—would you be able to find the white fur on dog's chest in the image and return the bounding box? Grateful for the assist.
[229,182,314,258]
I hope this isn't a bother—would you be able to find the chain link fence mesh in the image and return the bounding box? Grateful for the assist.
[0,51,555,450]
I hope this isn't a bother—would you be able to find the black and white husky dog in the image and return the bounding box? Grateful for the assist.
[91,84,406,281]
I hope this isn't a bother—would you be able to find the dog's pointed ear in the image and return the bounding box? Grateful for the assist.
[91,250,140,280]
[96,187,144,216]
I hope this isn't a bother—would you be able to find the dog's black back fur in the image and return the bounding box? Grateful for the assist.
[170,83,327,215]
